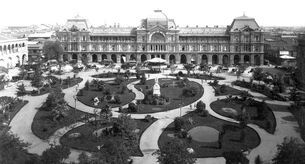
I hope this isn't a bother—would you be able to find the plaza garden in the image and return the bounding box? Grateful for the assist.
[3,62,305,164]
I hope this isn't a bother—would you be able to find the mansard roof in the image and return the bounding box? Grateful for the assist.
[230,14,260,32]
[179,27,228,36]
[63,15,89,31]
[90,27,137,36]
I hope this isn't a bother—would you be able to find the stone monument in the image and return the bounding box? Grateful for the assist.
[153,78,161,96]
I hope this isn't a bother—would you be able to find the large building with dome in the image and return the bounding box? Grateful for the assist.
[56,10,264,66]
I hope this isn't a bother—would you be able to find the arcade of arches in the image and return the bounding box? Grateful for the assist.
[60,53,264,66]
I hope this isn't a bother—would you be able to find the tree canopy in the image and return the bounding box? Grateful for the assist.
[43,40,64,63]
[272,137,305,164]
[154,138,196,164]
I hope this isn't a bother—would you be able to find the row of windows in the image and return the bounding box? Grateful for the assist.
[0,43,26,52]
[233,35,261,42]
[234,45,261,52]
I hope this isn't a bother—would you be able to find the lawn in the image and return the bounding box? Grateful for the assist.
[210,98,276,134]
[77,78,137,109]
[158,112,260,158]
[60,118,157,156]
[31,106,92,140]
[211,84,243,96]
[133,78,204,113]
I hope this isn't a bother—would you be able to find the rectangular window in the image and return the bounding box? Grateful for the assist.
[235,46,239,52]
[255,35,260,42]
[83,36,86,41]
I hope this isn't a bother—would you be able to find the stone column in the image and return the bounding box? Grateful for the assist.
[126,54,131,62]
[88,54,92,63]
[197,54,202,65]
[77,53,82,63]
[260,54,264,65]
[251,55,255,65]
[107,54,111,61]
[230,55,234,66]
[147,54,151,60]
[208,54,213,65]
[240,54,244,64]
[175,54,181,64]
[68,44,71,51]
[78,44,82,52]
[186,55,192,64]
[165,54,170,63]
[137,54,141,62]
[218,54,223,65]
[68,54,72,61]
[97,54,102,62]
[88,44,92,52]
[116,54,121,63]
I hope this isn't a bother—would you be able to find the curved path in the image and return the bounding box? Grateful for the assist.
[4,69,303,164]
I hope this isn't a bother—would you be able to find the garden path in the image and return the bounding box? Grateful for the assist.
[4,68,304,164]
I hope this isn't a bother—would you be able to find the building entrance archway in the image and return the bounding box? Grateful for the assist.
[234,55,240,65]
[223,55,229,66]
[212,55,218,65]
[92,54,98,62]
[111,54,117,63]
[201,55,208,65]
[169,55,176,64]
[141,54,147,62]
[181,54,187,64]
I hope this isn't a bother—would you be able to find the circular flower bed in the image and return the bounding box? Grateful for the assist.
[188,126,219,143]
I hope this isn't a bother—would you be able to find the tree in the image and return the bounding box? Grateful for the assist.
[174,117,185,131]
[41,144,70,164]
[196,101,206,112]
[272,137,305,164]
[31,65,43,88]
[0,126,31,164]
[16,83,27,97]
[252,68,263,84]
[154,138,196,164]
[92,138,130,164]
[43,40,64,73]
[43,85,65,111]
[78,152,91,164]
[223,151,248,164]
[85,80,90,90]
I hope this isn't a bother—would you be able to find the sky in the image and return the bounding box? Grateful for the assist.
[1,0,304,27]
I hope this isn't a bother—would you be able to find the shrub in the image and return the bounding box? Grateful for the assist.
[115,76,124,85]
[114,95,121,104]
[16,83,27,96]
[104,88,111,95]
[128,102,138,113]
[178,71,183,77]
[77,89,83,96]
[84,80,90,90]
[144,115,153,122]
[174,117,185,131]
[200,109,209,117]
[219,85,227,93]
[182,87,197,97]
[196,101,206,113]
[140,73,146,85]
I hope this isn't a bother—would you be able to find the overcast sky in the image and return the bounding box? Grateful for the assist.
[1,0,304,27]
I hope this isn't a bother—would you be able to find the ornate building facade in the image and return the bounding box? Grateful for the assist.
[56,10,264,66]
[0,35,27,68]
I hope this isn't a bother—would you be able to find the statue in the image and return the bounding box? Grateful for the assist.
[153,78,161,96]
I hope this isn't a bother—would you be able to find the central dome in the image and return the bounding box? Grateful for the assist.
[147,10,168,21]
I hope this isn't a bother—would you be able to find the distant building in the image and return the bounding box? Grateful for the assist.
[297,34,305,88]
[27,32,55,64]
[56,11,264,66]
[0,35,27,68]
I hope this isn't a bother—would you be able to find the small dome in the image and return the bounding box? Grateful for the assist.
[147,10,167,21]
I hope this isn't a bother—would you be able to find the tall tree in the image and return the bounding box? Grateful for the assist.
[252,68,263,84]
[154,138,196,164]
[272,137,305,164]
[0,126,31,164]
[43,40,64,73]
[40,144,70,164]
